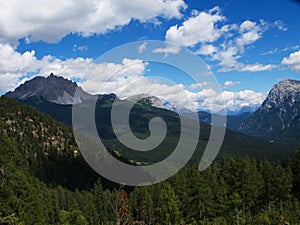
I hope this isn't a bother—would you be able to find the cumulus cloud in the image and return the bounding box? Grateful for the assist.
[80,58,149,94]
[189,82,210,90]
[0,43,39,91]
[0,42,266,112]
[236,20,263,50]
[196,44,218,56]
[160,7,278,72]
[195,89,266,113]
[0,43,151,93]
[282,50,300,72]
[212,20,275,72]
[165,7,225,47]
[0,44,37,74]
[0,0,187,45]
[39,56,93,79]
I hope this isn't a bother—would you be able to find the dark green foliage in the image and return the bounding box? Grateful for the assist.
[156,182,182,224]
[288,151,300,200]
[1,96,300,224]
[0,96,99,190]
[16,94,295,163]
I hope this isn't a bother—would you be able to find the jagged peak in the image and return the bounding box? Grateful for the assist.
[276,79,300,85]
[260,79,300,111]
[6,73,91,105]
[271,79,300,93]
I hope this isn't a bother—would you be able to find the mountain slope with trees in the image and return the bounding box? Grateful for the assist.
[1,86,300,224]
[5,74,295,162]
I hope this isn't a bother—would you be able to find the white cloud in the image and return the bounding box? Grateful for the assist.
[196,44,218,56]
[189,82,210,90]
[0,44,38,74]
[39,56,93,80]
[195,89,266,112]
[274,20,288,31]
[261,48,278,56]
[0,0,187,45]
[0,42,266,113]
[161,7,278,73]
[73,44,88,52]
[213,46,240,69]
[239,63,276,72]
[138,42,147,53]
[218,61,276,72]
[165,6,225,47]
[236,20,263,49]
[80,58,149,94]
[153,44,181,55]
[0,41,150,94]
[239,20,256,32]
[222,81,241,88]
[282,50,300,72]
[208,20,274,72]
[0,43,39,91]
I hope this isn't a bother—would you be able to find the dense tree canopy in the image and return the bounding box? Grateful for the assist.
[0,96,300,224]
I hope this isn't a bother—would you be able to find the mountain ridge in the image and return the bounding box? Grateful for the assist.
[4,74,294,162]
[127,93,193,114]
[6,73,93,105]
[237,79,300,144]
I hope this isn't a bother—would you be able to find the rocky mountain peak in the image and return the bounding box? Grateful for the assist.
[261,79,300,112]
[127,93,163,108]
[6,73,92,104]
[126,93,192,114]
[238,79,300,137]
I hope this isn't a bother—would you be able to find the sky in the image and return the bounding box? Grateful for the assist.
[0,0,299,112]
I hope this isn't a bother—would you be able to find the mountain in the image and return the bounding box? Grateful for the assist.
[6,73,93,104]
[127,93,192,114]
[0,96,100,190]
[183,111,251,131]
[238,79,300,144]
[215,105,260,116]
[2,95,300,224]
[5,74,294,162]
[127,93,164,108]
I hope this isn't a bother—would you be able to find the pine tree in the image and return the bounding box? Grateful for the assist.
[157,182,182,225]
[288,151,300,200]
[92,178,110,224]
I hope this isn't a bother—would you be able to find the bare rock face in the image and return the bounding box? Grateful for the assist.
[6,73,93,104]
[261,79,300,112]
[238,79,300,137]
[127,93,192,114]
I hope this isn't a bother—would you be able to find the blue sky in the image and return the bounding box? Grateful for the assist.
[0,0,299,112]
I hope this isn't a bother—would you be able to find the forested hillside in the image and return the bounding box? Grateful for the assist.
[1,96,300,224]
[0,96,100,190]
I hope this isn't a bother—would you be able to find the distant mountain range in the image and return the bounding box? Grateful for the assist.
[6,74,192,114]
[183,111,252,131]
[4,73,293,161]
[216,105,260,116]
[6,75,300,143]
